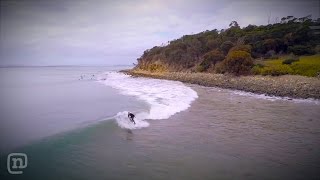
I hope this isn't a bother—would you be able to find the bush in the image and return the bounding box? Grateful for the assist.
[263,39,277,51]
[255,63,265,68]
[229,45,252,54]
[260,66,293,76]
[288,45,315,55]
[315,45,320,54]
[196,64,206,72]
[282,54,300,65]
[203,49,225,64]
[197,49,225,72]
[264,50,278,59]
[251,63,265,75]
[147,63,168,72]
[214,61,226,74]
[221,50,254,75]
[206,39,220,50]
[197,59,211,72]
[251,65,263,75]
[220,41,234,54]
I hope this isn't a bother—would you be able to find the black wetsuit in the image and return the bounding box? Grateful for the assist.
[128,113,136,124]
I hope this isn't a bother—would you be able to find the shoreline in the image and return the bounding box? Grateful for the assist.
[120,70,320,100]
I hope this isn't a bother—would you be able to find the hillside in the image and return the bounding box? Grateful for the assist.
[135,16,320,76]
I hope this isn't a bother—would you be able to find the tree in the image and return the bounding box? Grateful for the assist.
[135,15,317,72]
[288,45,315,55]
[229,21,239,28]
[263,39,277,51]
[197,49,225,72]
[206,39,220,50]
[220,41,234,54]
[204,49,225,64]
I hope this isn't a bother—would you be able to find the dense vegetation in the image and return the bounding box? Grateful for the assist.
[135,16,320,76]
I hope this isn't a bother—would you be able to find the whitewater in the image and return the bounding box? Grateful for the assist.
[97,72,198,129]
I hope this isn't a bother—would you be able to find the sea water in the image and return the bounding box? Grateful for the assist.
[0,66,159,152]
[0,66,319,180]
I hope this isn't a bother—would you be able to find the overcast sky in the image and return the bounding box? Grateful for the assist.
[0,0,319,66]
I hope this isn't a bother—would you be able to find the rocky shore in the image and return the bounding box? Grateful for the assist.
[121,70,320,99]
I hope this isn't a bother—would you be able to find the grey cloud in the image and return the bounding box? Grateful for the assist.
[0,0,318,66]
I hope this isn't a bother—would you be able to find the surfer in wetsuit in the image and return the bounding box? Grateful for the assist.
[128,112,136,124]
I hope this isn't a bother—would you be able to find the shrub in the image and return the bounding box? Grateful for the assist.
[220,41,234,54]
[203,49,225,64]
[251,65,263,75]
[288,45,315,55]
[264,50,278,59]
[260,66,293,76]
[315,45,320,54]
[214,61,226,74]
[229,45,252,54]
[282,54,300,65]
[206,39,220,50]
[196,64,206,72]
[197,49,225,72]
[221,50,254,75]
[263,39,277,51]
[148,63,168,72]
[257,63,265,68]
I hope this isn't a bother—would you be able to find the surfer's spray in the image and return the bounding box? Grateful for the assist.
[98,72,198,129]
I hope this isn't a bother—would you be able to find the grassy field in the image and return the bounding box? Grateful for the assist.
[253,54,320,77]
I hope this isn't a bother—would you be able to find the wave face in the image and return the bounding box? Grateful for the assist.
[98,72,198,129]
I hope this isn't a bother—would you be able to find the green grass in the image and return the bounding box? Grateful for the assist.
[253,54,320,77]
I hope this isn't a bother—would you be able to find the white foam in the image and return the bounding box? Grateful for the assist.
[97,72,198,129]
[115,111,149,129]
[232,90,320,105]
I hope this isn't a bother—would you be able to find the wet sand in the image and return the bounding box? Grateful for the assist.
[132,84,320,179]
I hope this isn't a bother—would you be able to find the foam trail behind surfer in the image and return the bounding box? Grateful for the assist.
[97,72,198,130]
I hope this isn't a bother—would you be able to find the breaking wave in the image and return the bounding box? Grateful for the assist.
[97,72,198,129]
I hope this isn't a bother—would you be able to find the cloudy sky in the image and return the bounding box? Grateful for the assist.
[0,0,319,66]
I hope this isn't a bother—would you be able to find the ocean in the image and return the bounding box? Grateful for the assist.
[0,66,319,179]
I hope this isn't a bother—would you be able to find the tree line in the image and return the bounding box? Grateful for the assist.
[135,15,320,75]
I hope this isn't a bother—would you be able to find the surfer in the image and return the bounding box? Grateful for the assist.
[128,112,136,124]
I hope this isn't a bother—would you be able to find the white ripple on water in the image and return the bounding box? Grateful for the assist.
[231,90,320,105]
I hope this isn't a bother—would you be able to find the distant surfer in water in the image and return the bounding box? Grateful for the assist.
[128,112,136,124]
